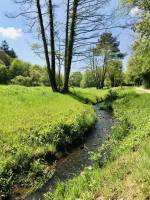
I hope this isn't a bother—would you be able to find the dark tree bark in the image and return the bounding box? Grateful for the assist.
[64,0,70,92]
[11,0,124,93]
[63,0,79,92]
[36,0,57,92]
[48,0,57,91]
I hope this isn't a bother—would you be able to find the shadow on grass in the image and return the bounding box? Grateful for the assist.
[69,92,91,104]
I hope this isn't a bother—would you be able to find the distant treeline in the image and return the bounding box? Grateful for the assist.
[0,39,149,89]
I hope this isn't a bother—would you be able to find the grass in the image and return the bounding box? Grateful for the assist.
[46,88,150,200]
[70,87,109,104]
[0,85,108,197]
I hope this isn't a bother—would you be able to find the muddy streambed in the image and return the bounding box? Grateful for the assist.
[26,104,113,200]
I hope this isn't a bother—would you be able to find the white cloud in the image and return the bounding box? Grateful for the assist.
[0,27,23,39]
[130,7,142,17]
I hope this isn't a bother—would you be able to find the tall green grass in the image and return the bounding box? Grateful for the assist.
[46,88,150,200]
[70,87,109,104]
[0,86,105,196]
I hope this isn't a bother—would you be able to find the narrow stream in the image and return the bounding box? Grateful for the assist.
[27,104,113,200]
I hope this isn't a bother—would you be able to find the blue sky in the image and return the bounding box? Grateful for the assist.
[0,0,136,71]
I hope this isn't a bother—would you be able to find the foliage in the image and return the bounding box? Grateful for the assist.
[100,89,118,110]
[46,88,150,200]
[11,75,32,86]
[0,40,17,58]
[107,60,123,87]
[124,0,150,88]
[0,86,97,196]
[80,70,96,88]
[0,65,8,84]
[127,38,150,88]
[87,32,124,89]
[95,32,124,60]
[69,72,82,87]
[9,59,30,79]
[0,49,11,66]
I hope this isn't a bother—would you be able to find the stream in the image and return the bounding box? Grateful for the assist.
[26,104,113,200]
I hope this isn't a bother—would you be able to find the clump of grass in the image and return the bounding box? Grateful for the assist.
[46,88,150,200]
[0,86,97,197]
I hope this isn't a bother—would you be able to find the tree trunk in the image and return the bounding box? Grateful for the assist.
[36,0,57,92]
[64,0,70,92]
[100,54,107,89]
[63,0,79,92]
[48,0,57,91]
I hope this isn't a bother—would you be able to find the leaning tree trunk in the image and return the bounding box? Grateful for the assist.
[36,0,57,92]
[63,0,79,92]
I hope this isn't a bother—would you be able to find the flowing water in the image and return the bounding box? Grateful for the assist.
[26,104,113,200]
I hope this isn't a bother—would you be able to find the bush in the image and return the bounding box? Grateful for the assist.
[80,70,96,88]
[105,89,118,102]
[69,72,82,87]
[8,59,30,79]
[11,75,32,86]
[29,68,41,86]
[100,89,118,110]
[0,65,8,84]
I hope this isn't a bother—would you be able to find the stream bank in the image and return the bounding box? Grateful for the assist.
[26,104,113,200]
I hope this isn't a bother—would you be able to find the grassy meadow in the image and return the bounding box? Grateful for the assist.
[46,88,150,200]
[0,85,108,196]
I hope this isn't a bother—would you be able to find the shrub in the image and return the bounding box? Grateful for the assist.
[11,75,32,86]
[0,65,8,84]
[69,72,82,87]
[8,59,30,79]
[29,68,41,86]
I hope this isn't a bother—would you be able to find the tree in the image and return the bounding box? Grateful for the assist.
[36,0,58,91]
[10,0,112,92]
[80,70,96,88]
[123,0,150,88]
[0,49,11,66]
[127,38,150,88]
[0,40,17,58]
[90,32,124,89]
[107,60,123,87]
[69,72,82,87]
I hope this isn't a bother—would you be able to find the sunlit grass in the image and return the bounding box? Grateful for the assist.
[0,85,103,195]
[46,88,150,200]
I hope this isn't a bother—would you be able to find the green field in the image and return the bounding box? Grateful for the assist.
[0,85,108,196]
[1,86,150,199]
[46,88,150,200]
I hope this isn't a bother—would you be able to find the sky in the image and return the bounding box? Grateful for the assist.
[0,0,136,71]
